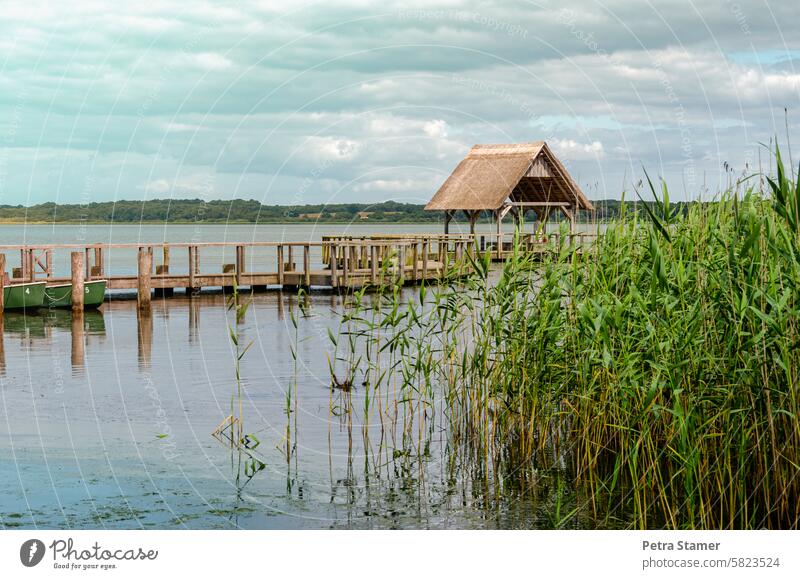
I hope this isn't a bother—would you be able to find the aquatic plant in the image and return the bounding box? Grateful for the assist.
[331,145,800,529]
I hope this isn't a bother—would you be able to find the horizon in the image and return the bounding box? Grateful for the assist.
[1,1,797,206]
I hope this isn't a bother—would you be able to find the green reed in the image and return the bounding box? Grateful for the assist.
[331,145,800,529]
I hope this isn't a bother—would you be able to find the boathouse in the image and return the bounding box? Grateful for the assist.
[425,142,594,237]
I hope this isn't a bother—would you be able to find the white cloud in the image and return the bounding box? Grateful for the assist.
[552,139,605,160]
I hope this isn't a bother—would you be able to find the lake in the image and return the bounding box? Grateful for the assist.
[0,224,597,529]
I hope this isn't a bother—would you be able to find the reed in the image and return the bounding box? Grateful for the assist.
[332,145,800,529]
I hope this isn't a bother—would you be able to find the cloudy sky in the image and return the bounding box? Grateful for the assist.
[1,0,798,206]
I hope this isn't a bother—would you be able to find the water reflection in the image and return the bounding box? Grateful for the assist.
[0,292,593,530]
[137,309,152,370]
[71,310,84,371]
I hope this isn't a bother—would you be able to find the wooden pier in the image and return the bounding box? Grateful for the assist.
[0,232,597,310]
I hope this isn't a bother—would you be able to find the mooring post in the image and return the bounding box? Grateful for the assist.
[0,254,5,313]
[138,247,152,310]
[85,247,92,281]
[303,245,311,288]
[71,251,85,312]
[187,245,197,295]
[277,245,284,286]
[329,243,338,288]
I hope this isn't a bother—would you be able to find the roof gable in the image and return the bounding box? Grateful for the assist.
[425,142,593,211]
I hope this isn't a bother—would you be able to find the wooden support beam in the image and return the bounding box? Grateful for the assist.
[187,245,198,295]
[303,245,311,288]
[71,251,85,312]
[421,241,428,280]
[342,244,349,287]
[277,245,284,286]
[330,244,339,288]
[95,247,104,277]
[444,210,453,235]
[235,245,245,286]
[370,245,378,285]
[138,247,152,310]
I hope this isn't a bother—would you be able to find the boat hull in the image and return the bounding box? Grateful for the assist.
[3,282,46,310]
[44,280,107,309]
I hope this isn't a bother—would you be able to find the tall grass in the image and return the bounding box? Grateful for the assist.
[332,147,800,529]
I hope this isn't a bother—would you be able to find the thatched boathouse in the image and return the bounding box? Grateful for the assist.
[425,142,594,236]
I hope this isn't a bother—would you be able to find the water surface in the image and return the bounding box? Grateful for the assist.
[0,224,599,529]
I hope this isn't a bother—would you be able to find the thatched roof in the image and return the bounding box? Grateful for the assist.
[425,142,594,211]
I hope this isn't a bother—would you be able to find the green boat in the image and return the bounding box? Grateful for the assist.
[43,280,107,309]
[3,281,46,310]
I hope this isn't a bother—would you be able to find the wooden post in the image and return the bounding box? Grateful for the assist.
[370,245,378,285]
[330,243,338,288]
[0,254,5,313]
[46,249,53,279]
[328,243,339,288]
[287,246,294,271]
[235,245,244,287]
[187,246,197,295]
[397,245,405,285]
[412,242,418,281]
[138,247,152,310]
[303,245,311,288]
[421,241,428,280]
[27,249,34,282]
[277,245,284,286]
[444,210,452,235]
[94,247,104,277]
[71,251,85,312]
[85,247,92,281]
[342,244,349,287]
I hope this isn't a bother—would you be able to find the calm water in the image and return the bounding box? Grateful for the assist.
[0,224,595,529]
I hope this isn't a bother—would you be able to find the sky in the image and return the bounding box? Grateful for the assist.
[0,0,798,206]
